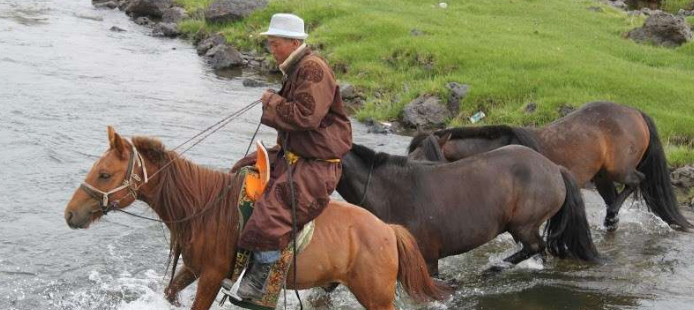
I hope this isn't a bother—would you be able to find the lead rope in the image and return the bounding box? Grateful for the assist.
[147,100,261,182]
[99,100,262,223]
[281,136,304,310]
[357,160,375,207]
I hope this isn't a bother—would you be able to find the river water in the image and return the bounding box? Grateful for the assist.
[1,0,694,309]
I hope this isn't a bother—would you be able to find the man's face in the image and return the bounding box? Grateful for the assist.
[267,37,301,65]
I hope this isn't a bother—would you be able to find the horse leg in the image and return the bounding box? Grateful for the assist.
[604,170,645,231]
[190,269,227,310]
[414,230,441,277]
[420,246,440,277]
[594,174,619,231]
[487,230,545,273]
[347,276,396,310]
[344,239,398,310]
[164,265,197,306]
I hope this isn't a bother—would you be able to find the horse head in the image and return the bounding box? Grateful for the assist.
[407,132,450,161]
[64,126,148,229]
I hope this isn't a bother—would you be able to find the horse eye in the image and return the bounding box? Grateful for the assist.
[99,173,111,179]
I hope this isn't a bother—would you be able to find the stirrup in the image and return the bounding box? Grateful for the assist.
[219,278,241,305]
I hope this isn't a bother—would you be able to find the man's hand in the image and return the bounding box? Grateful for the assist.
[261,89,277,109]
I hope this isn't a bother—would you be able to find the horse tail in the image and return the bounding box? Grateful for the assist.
[637,112,693,230]
[390,224,450,302]
[510,127,542,153]
[545,168,600,262]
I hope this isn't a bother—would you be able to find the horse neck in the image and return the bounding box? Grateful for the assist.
[140,155,236,229]
[340,155,411,220]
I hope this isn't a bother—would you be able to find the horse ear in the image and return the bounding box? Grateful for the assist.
[107,126,126,157]
[438,132,452,148]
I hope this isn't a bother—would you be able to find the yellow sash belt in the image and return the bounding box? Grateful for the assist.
[285,151,341,165]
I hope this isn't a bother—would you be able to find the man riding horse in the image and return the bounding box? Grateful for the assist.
[230,13,352,300]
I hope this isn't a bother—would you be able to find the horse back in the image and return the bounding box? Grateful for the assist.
[538,102,649,185]
[421,145,566,253]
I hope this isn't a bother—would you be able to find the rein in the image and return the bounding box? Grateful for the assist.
[80,100,261,223]
[357,160,375,207]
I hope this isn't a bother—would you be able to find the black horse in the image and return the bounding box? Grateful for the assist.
[337,144,599,275]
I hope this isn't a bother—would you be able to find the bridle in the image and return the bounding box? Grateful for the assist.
[80,139,149,215]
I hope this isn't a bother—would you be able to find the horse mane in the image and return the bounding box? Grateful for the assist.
[131,136,242,280]
[407,125,541,153]
[350,144,437,170]
[419,134,445,162]
[350,144,412,169]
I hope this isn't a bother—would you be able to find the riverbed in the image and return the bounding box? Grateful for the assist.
[2,1,694,309]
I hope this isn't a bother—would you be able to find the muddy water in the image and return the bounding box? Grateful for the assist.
[2,0,694,309]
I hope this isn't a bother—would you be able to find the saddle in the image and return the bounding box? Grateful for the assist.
[221,141,315,310]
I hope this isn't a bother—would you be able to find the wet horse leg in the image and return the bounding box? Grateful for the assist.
[190,269,227,310]
[487,230,545,273]
[165,265,197,306]
[603,170,645,231]
[594,174,619,231]
[347,271,397,310]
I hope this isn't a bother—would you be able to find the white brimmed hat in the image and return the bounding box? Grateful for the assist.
[260,13,308,40]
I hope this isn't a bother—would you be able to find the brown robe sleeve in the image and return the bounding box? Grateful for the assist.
[261,59,334,132]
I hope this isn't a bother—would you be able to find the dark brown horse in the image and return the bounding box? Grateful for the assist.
[64,127,448,310]
[337,143,599,275]
[408,101,692,231]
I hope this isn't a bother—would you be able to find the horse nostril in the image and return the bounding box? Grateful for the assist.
[65,211,74,223]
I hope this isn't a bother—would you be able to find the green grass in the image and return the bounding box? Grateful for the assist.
[175,0,694,164]
[667,144,694,167]
[662,0,694,12]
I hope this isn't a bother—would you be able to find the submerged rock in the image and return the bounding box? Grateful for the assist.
[196,33,226,55]
[134,16,152,26]
[242,78,267,88]
[364,117,392,135]
[152,22,180,37]
[94,1,119,9]
[206,44,244,70]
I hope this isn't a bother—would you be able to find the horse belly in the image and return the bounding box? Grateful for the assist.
[436,171,514,257]
[287,201,397,289]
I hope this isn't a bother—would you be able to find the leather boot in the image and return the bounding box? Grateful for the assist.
[236,261,273,300]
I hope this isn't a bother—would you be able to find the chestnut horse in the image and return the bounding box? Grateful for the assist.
[408,101,692,231]
[337,144,599,275]
[64,127,448,310]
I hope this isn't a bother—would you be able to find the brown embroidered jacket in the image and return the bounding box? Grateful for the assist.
[261,48,352,160]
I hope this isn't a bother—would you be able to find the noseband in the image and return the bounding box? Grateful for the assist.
[80,140,149,214]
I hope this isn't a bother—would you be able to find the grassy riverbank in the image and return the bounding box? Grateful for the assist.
[176,0,694,165]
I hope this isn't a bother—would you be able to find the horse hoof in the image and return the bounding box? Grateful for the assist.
[604,217,619,232]
[164,288,181,307]
[166,297,181,307]
[483,265,506,276]
[441,278,460,289]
